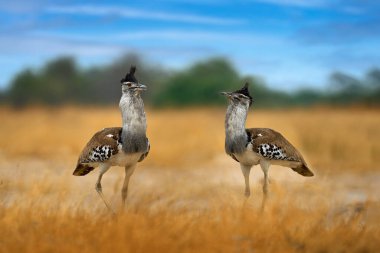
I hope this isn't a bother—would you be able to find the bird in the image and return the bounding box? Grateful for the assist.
[73,66,150,213]
[220,82,314,202]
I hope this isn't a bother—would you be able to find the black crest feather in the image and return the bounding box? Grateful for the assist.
[121,65,138,83]
[234,82,251,97]
[234,82,253,105]
[130,66,136,74]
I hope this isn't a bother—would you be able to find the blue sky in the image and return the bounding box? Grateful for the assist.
[1,0,380,91]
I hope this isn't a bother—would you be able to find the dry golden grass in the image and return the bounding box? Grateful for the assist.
[0,107,380,253]
[1,106,379,171]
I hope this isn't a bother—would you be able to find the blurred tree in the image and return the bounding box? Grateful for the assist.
[328,72,365,104]
[244,76,293,108]
[366,69,380,88]
[330,72,362,91]
[85,53,168,105]
[0,91,4,103]
[152,58,242,106]
[42,57,88,104]
[3,53,380,108]
[292,88,325,107]
[365,68,380,104]
[87,53,143,104]
[7,57,91,106]
[8,69,43,107]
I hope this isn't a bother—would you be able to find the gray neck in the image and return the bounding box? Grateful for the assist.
[119,91,148,153]
[225,102,249,155]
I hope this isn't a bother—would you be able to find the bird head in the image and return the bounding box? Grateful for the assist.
[120,66,147,94]
[220,82,253,107]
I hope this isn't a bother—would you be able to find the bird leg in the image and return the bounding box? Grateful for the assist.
[240,164,252,198]
[260,160,270,211]
[121,164,136,211]
[95,165,115,215]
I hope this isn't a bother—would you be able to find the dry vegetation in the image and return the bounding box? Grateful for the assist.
[0,107,380,252]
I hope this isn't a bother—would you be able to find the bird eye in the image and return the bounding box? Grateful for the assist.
[127,83,131,87]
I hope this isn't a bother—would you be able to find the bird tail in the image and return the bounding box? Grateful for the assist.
[73,163,95,176]
[291,164,314,177]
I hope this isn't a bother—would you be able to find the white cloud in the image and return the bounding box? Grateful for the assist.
[45,5,245,25]
[30,29,285,46]
[0,35,126,57]
[341,6,365,15]
[0,1,49,13]
[252,0,327,8]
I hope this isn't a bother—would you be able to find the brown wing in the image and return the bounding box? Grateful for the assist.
[246,128,305,163]
[246,128,313,176]
[78,127,122,163]
[73,127,122,176]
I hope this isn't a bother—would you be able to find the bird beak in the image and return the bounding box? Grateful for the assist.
[137,84,147,91]
[220,91,232,97]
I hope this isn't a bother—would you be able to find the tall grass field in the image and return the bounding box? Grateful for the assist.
[1,107,379,252]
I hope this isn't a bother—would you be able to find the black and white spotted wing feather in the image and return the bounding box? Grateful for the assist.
[246,128,313,176]
[73,127,150,176]
[73,128,122,176]
[246,128,303,162]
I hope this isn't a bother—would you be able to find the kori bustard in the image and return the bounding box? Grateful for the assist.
[221,83,313,200]
[73,66,150,213]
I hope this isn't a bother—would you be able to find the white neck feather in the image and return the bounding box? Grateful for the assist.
[224,102,249,154]
[119,92,147,133]
[225,103,248,136]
